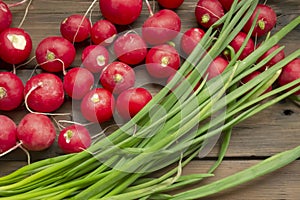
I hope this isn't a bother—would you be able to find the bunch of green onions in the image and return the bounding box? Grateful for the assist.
[0,0,300,199]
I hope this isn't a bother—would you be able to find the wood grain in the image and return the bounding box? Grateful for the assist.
[0,0,300,199]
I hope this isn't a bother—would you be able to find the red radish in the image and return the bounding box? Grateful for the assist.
[24,73,64,113]
[0,72,24,111]
[157,0,184,9]
[219,0,240,11]
[35,36,76,73]
[195,0,224,29]
[99,0,142,25]
[90,19,117,46]
[257,44,285,71]
[278,58,300,95]
[81,88,115,123]
[100,61,135,94]
[180,27,205,55]
[142,9,181,45]
[116,87,152,120]
[81,45,110,74]
[241,71,272,93]
[228,32,255,60]
[243,4,277,37]
[63,67,94,100]
[60,14,91,43]
[17,113,56,151]
[58,124,91,154]
[0,1,12,33]
[167,72,200,92]
[0,115,17,154]
[113,33,147,65]
[0,28,32,64]
[204,56,229,80]
[145,44,180,79]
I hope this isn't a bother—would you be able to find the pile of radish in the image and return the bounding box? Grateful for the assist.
[0,0,299,166]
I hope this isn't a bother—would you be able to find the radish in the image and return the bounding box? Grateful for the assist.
[241,71,272,93]
[90,19,117,46]
[35,36,76,73]
[142,9,181,45]
[195,0,224,29]
[17,113,56,151]
[80,88,115,123]
[99,0,142,25]
[63,67,94,100]
[243,4,277,37]
[58,124,91,154]
[204,56,229,80]
[100,61,135,94]
[116,87,152,120]
[228,31,255,60]
[0,1,12,33]
[0,72,24,111]
[157,0,184,9]
[0,28,32,64]
[113,33,147,65]
[24,73,64,113]
[218,0,240,11]
[257,44,285,71]
[0,115,17,154]
[81,45,110,74]
[60,14,91,43]
[180,27,205,55]
[278,58,300,95]
[145,44,180,79]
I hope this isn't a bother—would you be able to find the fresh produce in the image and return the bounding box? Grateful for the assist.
[142,9,181,45]
[229,31,255,60]
[0,27,32,64]
[243,4,277,37]
[99,0,143,25]
[63,67,94,100]
[60,14,91,43]
[157,0,184,9]
[35,36,76,73]
[80,88,115,123]
[100,61,136,94]
[195,0,224,29]
[81,44,110,73]
[24,73,64,113]
[116,87,152,120]
[180,27,205,55]
[0,115,17,154]
[90,19,117,46]
[278,58,300,95]
[204,56,229,80]
[257,44,285,71]
[17,113,56,151]
[0,1,299,200]
[241,71,272,94]
[0,1,12,33]
[58,124,91,154]
[113,33,147,65]
[0,72,24,111]
[145,44,181,78]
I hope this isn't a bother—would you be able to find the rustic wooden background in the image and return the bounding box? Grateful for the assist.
[0,0,300,199]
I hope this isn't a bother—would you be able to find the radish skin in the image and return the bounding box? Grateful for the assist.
[0,1,12,33]
[17,113,56,151]
[81,45,110,73]
[0,115,17,154]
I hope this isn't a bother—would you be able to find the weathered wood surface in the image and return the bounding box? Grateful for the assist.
[0,0,300,199]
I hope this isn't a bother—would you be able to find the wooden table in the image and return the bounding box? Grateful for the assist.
[0,0,299,199]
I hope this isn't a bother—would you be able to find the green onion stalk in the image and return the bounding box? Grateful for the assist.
[0,0,300,199]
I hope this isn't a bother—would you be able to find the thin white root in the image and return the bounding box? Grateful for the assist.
[24,82,71,116]
[144,0,154,16]
[18,0,33,28]
[36,58,67,76]
[15,56,36,70]
[0,142,23,157]
[58,120,95,127]
[91,124,122,139]
[19,144,31,165]
[73,0,98,44]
